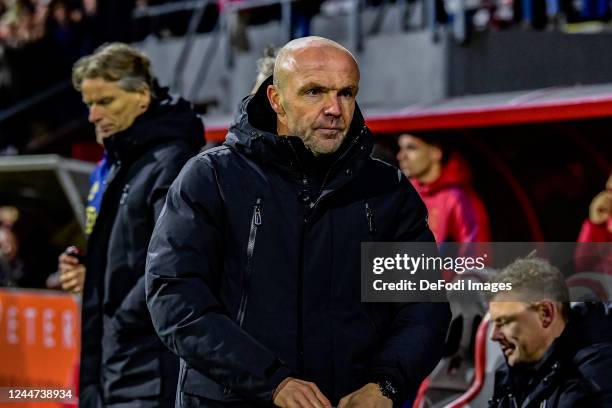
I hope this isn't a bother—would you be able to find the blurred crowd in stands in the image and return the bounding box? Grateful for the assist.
[0,0,143,108]
[1,0,610,111]
[2,0,612,155]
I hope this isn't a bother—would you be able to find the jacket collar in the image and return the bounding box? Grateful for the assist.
[224,76,373,182]
[103,88,204,163]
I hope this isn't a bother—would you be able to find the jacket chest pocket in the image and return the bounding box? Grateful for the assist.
[345,200,378,241]
[364,201,377,240]
[327,200,381,249]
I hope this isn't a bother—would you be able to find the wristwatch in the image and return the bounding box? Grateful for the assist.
[376,378,400,405]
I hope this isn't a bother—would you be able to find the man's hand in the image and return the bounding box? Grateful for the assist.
[338,383,392,408]
[273,377,332,408]
[58,253,86,294]
[589,191,612,225]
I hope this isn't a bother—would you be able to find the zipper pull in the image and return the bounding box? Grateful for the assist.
[254,199,262,226]
[509,394,518,408]
[120,184,130,205]
[365,202,376,234]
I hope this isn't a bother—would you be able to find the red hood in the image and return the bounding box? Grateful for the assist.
[411,153,473,196]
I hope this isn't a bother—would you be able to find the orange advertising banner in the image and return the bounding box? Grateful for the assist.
[0,289,80,407]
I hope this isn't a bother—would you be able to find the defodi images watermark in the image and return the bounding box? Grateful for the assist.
[361,242,612,302]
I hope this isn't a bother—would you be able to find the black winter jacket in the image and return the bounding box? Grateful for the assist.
[489,303,612,408]
[79,91,204,407]
[145,82,452,407]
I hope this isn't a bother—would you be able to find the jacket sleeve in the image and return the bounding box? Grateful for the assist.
[368,175,452,397]
[578,219,611,243]
[574,219,611,273]
[448,189,490,243]
[574,342,612,406]
[145,156,292,404]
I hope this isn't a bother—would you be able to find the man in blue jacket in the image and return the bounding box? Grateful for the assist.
[146,36,450,408]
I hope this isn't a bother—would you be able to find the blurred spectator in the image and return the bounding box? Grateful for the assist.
[578,172,612,243]
[518,0,547,28]
[93,0,134,43]
[291,0,322,39]
[0,204,19,226]
[0,206,57,288]
[488,257,612,407]
[251,45,276,94]
[397,133,490,243]
[581,0,610,21]
[0,0,45,48]
[224,0,250,51]
[0,224,24,286]
[0,208,20,282]
[78,0,95,50]
[46,0,93,73]
[575,172,612,275]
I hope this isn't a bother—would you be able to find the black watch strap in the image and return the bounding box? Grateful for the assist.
[376,378,400,405]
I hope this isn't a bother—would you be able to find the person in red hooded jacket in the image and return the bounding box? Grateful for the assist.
[578,172,612,244]
[574,172,612,276]
[396,133,490,243]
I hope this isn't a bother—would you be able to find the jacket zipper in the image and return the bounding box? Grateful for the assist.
[285,141,308,375]
[236,198,262,327]
[365,202,377,237]
[285,130,365,375]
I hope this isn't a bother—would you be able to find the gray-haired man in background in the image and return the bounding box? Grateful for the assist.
[60,43,204,407]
